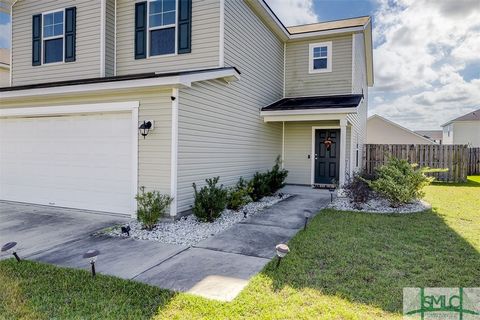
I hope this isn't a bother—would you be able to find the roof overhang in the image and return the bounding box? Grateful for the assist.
[0,67,240,100]
[262,110,353,122]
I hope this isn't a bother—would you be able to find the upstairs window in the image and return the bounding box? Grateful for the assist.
[148,0,176,56]
[43,10,64,64]
[309,42,332,73]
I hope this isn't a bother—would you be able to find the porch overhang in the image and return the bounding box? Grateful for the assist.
[260,94,362,122]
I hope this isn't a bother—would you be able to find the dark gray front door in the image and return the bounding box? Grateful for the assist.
[314,129,340,184]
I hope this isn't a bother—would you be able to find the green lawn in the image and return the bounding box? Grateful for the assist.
[1,177,479,319]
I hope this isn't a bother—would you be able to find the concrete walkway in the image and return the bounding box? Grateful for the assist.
[0,186,330,301]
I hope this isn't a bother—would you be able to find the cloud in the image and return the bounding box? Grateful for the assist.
[264,0,318,26]
[0,21,10,48]
[370,0,480,129]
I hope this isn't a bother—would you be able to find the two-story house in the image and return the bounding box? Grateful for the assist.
[0,0,374,217]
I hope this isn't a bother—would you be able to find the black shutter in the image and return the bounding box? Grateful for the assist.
[32,14,42,66]
[135,2,147,59]
[65,7,76,62]
[178,0,192,54]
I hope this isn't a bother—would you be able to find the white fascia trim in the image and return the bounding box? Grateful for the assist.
[219,0,225,67]
[100,0,106,77]
[261,107,357,117]
[114,0,117,76]
[10,1,18,86]
[289,26,364,40]
[0,68,240,99]
[0,101,140,117]
[170,88,179,216]
[351,34,355,93]
[263,113,348,123]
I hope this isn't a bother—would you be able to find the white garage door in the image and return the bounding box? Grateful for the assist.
[0,112,135,214]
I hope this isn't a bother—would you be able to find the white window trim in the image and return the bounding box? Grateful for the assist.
[146,0,178,58]
[42,8,66,65]
[309,41,332,74]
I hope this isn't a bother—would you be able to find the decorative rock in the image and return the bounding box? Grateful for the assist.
[107,193,291,247]
[328,196,431,214]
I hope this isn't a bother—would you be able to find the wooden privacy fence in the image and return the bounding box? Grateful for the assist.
[469,147,480,175]
[363,144,471,182]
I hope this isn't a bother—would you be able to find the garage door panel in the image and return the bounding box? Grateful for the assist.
[0,112,134,214]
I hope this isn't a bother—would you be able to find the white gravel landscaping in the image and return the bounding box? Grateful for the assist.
[329,196,431,214]
[106,193,291,247]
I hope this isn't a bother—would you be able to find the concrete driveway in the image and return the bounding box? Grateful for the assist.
[0,186,330,301]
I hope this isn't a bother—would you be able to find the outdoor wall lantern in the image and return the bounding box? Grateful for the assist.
[83,249,100,277]
[1,242,21,262]
[275,243,290,268]
[304,210,312,230]
[138,120,154,139]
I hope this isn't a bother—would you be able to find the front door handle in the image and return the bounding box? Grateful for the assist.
[315,154,318,160]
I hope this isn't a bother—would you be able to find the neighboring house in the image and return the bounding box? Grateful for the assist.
[0,0,373,217]
[442,109,480,147]
[414,130,443,144]
[0,49,10,87]
[367,115,436,145]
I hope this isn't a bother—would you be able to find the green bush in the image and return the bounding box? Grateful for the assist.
[226,177,253,211]
[192,177,228,222]
[267,156,289,193]
[367,157,434,207]
[248,172,271,202]
[135,187,173,230]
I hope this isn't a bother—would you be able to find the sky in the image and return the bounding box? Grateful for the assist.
[1,1,479,130]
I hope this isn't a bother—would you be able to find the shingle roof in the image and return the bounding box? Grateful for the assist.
[414,130,443,141]
[442,108,480,126]
[261,94,363,111]
[287,16,370,34]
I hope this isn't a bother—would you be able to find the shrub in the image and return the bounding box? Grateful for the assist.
[267,156,288,193]
[226,177,253,211]
[135,187,173,230]
[367,157,434,207]
[248,172,271,202]
[343,172,372,208]
[192,177,228,222]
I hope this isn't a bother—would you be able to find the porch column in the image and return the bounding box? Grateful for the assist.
[339,118,347,187]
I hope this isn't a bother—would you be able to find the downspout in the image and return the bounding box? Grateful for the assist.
[100,0,106,77]
[282,121,285,169]
[9,0,18,87]
[113,0,117,76]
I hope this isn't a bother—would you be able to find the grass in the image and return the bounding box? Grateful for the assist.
[1,176,479,319]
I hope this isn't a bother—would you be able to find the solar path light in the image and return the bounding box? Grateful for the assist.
[83,249,100,277]
[328,187,336,203]
[275,243,290,268]
[304,210,311,231]
[1,242,21,262]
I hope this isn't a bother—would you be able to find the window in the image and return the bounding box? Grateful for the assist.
[148,0,176,56]
[43,10,64,64]
[309,42,332,73]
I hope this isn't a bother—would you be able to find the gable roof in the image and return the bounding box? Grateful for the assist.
[262,94,363,111]
[368,114,437,144]
[287,16,370,34]
[414,130,443,141]
[441,108,480,126]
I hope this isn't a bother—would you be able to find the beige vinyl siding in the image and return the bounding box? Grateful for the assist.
[115,0,220,76]
[105,0,116,77]
[284,121,340,185]
[0,89,172,195]
[12,0,101,86]
[175,0,284,213]
[349,32,368,171]
[0,69,9,87]
[285,36,352,97]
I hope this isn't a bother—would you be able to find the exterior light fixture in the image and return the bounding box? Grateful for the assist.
[83,249,100,277]
[304,210,311,230]
[275,243,289,268]
[1,242,21,262]
[138,121,153,139]
[121,225,131,237]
